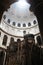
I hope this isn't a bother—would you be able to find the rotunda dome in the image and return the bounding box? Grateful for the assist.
[0,0,40,42]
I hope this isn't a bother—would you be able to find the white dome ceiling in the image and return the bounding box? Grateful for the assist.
[8,1,35,22]
[10,0,30,16]
[0,0,40,39]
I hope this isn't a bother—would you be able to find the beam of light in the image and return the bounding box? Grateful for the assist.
[17,0,29,8]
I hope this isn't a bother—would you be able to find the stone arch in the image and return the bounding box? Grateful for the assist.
[2,35,8,46]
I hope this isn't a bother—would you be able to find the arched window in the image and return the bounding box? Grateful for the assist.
[23,31,26,34]
[17,39,21,43]
[23,23,26,27]
[7,19,10,23]
[10,37,14,44]
[3,15,6,19]
[18,23,21,27]
[28,22,31,26]
[2,35,8,46]
[13,22,16,26]
[33,20,36,24]
[9,37,18,53]
[0,32,1,36]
